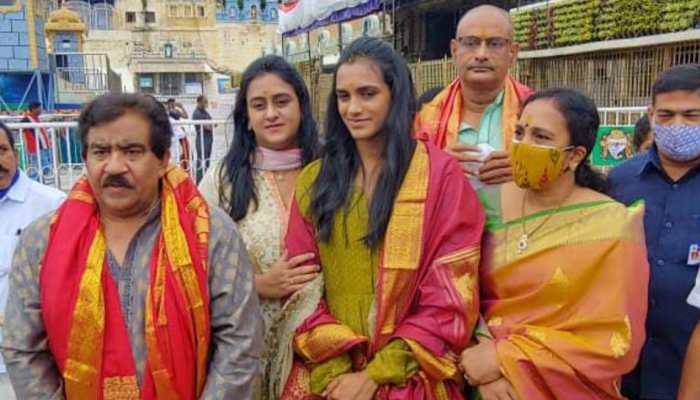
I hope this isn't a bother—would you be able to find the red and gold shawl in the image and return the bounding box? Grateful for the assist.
[273,142,485,399]
[39,166,211,400]
[414,77,533,150]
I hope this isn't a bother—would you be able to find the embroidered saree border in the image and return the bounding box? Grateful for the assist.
[103,376,140,400]
[414,77,524,150]
[169,166,210,393]
[501,77,522,152]
[185,194,211,262]
[482,201,648,399]
[488,201,645,265]
[60,167,211,399]
[414,79,461,148]
[403,338,459,381]
[64,227,107,399]
[144,168,210,397]
[269,275,325,399]
[293,324,367,364]
[377,142,429,338]
[145,241,180,399]
[68,189,95,204]
[436,247,480,312]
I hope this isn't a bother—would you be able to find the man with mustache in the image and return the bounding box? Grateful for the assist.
[415,5,532,188]
[1,94,262,399]
[0,121,65,400]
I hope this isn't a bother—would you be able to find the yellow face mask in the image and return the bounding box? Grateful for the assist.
[510,141,573,190]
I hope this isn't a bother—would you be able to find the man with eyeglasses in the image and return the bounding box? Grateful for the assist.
[415,5,532,190]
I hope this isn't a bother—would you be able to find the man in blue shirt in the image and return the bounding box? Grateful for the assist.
[609,64,700,400]
[679,269,700,399]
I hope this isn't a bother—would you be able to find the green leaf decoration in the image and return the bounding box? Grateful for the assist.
[511,0,696,49]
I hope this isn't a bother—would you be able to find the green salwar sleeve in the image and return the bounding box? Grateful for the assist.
[366,339,420,386]
[309,353,353,395]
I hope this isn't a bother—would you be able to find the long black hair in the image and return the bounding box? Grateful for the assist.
[523,88,608,193]
[218,55,319,221]
[310,37,417,248]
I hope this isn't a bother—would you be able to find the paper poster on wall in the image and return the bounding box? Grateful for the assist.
[185,82,203,95]
[217,78,238,94]
[591,126,636,167]
[139,77,154,88]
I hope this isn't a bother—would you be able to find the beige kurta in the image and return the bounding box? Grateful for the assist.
[199,161,293,399]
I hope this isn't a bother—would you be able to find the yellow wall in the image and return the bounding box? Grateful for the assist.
[83,0,278,74]
[83,29,132,64]
[214,23,278,72]
[164,1,216,28]
[82,18,278,95]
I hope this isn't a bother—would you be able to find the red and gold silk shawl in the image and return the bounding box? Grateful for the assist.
[273,141,486,399]
[414,77,533,150]
[40,166,211,400]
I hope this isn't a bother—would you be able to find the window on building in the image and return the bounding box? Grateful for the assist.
[0,0,17,6]
[125,11,136,23]
[164,43,173,58]
[55,54,68,68]
[673,43,700,65]
[138,74,155,94]
[183,5,192,17]
[92,5,114,30]
[160,73,182,96]
[145,11,156,23]
[169,5,177,17]
[197,5,205,17]
[185,73,203,95]
[60,39,73,50]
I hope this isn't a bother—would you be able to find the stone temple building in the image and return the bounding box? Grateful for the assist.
[0,0,52,108]
[1,0,280,115]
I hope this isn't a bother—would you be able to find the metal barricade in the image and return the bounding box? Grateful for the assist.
[4,106,649,193]
[6,119,229,192]
[598,107,647,126]
[172,119,233,183]
[0,114,80,123]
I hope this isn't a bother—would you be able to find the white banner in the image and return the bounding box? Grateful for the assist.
[279,0,375,35]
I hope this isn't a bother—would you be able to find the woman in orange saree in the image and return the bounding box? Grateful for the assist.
[268,37,485,400]
[460,88,649,400]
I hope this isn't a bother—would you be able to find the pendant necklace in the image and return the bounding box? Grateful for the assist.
[517,190,573,254]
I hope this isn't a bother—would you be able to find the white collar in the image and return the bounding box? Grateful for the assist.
[4,171,31,203]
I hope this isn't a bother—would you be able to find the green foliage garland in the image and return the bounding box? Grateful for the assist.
[511,0,700,50]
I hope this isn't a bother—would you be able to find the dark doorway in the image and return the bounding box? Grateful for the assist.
[423,11,454,60]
